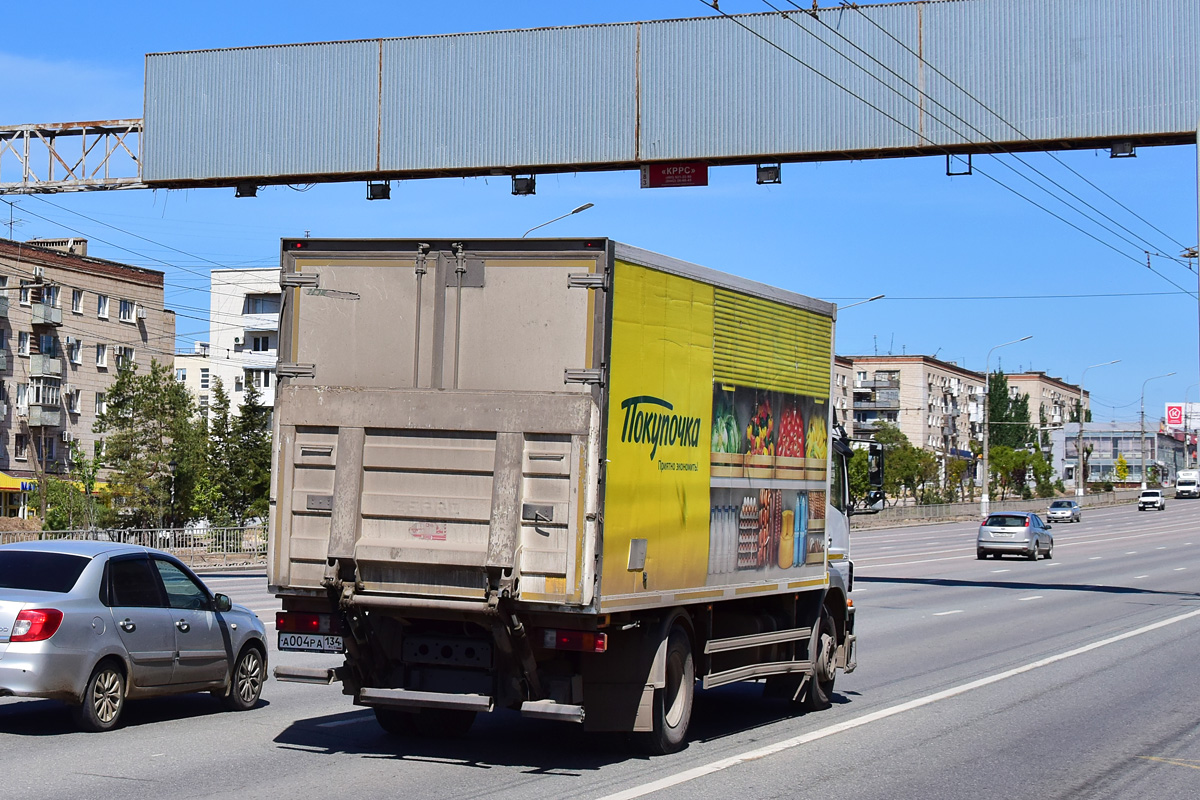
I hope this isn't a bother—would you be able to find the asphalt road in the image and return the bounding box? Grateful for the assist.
[3,500,1198,799]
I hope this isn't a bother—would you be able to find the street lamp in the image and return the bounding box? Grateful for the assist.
[838,294,885,312]
[981,335,1032,517]
[1075,359,1120,496]
[1141,372,1176,489]
[522,203,595,237]
[1185,383,1199,469]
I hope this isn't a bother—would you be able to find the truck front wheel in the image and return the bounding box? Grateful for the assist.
[633,624,694,755]
[800,608,836,712]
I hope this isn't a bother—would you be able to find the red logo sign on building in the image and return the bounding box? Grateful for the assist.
[1166,403,1184,427]
[640,162,709,189]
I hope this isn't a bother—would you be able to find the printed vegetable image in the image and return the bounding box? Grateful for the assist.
[745,397,774,456]
[806,417,828,461]
[777,400,805,458]
[711,394,741,454]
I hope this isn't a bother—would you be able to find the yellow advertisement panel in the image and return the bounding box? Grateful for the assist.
[603,262,714,594]
[603,261,835,605]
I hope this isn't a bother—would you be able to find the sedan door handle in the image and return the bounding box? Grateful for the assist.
[119,618,136,633]
[175,619,190,633]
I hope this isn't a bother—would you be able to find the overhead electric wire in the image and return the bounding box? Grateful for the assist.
[837,0,1194,256]
[774,0,1194,271]
[696,2,1196,298]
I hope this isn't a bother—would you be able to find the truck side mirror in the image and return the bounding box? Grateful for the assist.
[867,442,884,488]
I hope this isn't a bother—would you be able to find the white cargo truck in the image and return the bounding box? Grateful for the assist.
[1175,469,1198,499]
[269,238,882,753]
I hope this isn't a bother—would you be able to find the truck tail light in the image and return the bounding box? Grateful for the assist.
[542,628,607,653]
[11,608,64,642]
[276,611,341,635]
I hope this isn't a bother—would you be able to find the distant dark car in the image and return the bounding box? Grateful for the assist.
[0,540,267,731]
[1046,499,1082,523]
[977,512,1053,560]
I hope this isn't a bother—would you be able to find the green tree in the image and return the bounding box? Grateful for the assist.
[988,372,1033,450]
[1068,399,1093,424]
[93,359,204,528]
[945,457,970,503]
[1114,454,1129,482]
[195,378,236,526]
[848,448,871,509]
[232,381,272,523]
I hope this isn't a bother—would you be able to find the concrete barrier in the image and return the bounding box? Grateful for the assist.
[851,489,1143,530]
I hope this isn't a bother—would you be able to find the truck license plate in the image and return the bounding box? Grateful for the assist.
[278,633,344,653]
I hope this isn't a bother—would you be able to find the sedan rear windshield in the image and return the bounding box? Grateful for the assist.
[985,515,1028,527]
[0,551,91,593]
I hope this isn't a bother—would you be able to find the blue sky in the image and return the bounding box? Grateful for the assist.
[2,1,1197,425]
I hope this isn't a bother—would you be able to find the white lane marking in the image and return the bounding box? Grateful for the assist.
[1175,568,1187,571]
[317,716,371,728]
[1157,547,1167,550]
[1134,575,1149,579]
[991,569,1011,574]
[1089,557,1103,560]
[595,608,1200,800]
[1126,551,1138,555]
[1019,596,1043,601]
[933,610,963,616]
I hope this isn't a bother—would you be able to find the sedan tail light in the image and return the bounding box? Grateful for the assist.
[11,608,64,642]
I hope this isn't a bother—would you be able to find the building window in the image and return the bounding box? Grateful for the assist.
[67,388,81,414]
[115,346,135,368]
[15,383,27,410]
[245,369,271,389]
[40,438,56,464]
[43,285,59,308]
[15,434,27,461]
[19,282,31,306]
[31,378,60,407]
[71,289,83,314]
[244,294,281,315]
[95,392,106,415]
[38,333,56,357]
[251,335,271,352]
[199,394,209,411]
[176,368,187,382]
[95,439,105,460]
[97,295,109,319]
[17,332,29,357]
[119,299,135,323]
[67,338,82,364]
[95,344,108,368]
[200,368,210,389]
[0,330,6,353]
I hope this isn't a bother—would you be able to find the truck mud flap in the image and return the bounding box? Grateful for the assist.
[520,700,585,723]
[357,688,494,714]
[838,633,857,674]
[274,666,341,685]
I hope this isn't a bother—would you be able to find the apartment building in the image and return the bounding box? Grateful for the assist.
[832,355,854,428]
[1006,371,1087,431]
[0,237,174,516]
[209,267,279,413]
[846,355,984,466]
[1053,422,1186,486]
[174,342,212,414]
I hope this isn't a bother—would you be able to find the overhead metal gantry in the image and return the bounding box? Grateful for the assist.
[0,0,1196,195]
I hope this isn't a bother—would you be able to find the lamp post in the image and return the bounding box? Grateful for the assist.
[981,335,1032,517]
[168,460,178,530]
[1075,360,1120,496]
[522,203,595,237]
[1186,383,1199,469]
[1141,372,1176,489]
[837,294,885,312]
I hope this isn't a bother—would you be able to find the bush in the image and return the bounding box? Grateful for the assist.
[1054,479,1066,494]
[1102,481,1114,492]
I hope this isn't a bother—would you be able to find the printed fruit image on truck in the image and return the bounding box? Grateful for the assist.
[269,238,883,753]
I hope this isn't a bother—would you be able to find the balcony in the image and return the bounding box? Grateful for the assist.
[0,296,8,318]
[30,354,62,377]
[31,303,62,327]
[241,313,279,333]
[28,406,62,427]
[855,378,900,390]
[854,399,900,410]
[0,352,6,371]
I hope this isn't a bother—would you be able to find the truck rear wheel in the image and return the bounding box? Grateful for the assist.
[373,706,416,736]
[411,708,476,738]
[800,608,836,712]
[632,624,694,755]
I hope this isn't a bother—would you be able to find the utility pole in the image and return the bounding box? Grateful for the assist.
[1076,360,1119,496]
[1141,372,1176,489]
[981,336,1031,517]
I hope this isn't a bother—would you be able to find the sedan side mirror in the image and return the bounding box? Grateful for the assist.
[214,593,233,613]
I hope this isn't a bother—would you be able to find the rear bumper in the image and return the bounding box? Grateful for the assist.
[0,643,92,701]
[977,540,1034,553]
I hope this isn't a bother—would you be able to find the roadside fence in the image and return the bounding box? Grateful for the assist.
[851,489,1144,530]
[0,526,267,570]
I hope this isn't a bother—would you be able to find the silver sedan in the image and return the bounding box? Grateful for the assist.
[977,512,1054,560]
[0,540,267,731]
